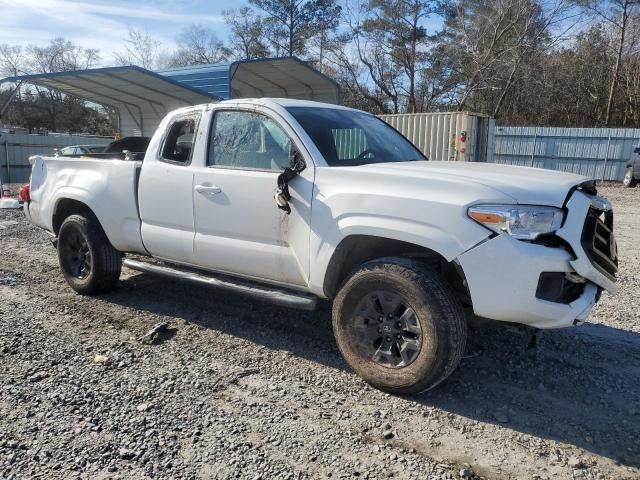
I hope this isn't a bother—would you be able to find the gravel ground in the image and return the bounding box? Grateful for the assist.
[0,183,638,480]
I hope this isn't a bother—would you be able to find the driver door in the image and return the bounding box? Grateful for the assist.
[191,108,314,287]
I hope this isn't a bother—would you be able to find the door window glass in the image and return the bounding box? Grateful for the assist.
[208,111,290,171]
[161,116,199,164]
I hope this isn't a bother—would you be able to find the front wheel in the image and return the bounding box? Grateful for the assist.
[57,214,122,295]
[623,167,637,188]
[332,257,467,394]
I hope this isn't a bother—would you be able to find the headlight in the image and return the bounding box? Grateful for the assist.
[467,204,564,240]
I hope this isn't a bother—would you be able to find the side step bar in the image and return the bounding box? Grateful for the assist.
[123,258,318,311]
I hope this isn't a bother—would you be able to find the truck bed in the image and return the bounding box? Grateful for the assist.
[26,155,147,254]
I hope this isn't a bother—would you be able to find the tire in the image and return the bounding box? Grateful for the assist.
[57,214,122,295]
[623,167,638,188]
[332,257,467,394]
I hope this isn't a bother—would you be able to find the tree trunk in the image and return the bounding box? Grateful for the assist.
[407,19,417,113]
[493,56,520,118]
[605,1,629,126]
[289,5,295,56]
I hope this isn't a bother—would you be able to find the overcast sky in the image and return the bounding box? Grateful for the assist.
[0,0,246,65]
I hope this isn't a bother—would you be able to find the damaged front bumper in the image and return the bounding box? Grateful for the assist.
[456,191,617,329]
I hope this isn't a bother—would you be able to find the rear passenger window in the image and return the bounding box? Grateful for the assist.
[208,111,290,171]
[161,115,199,164]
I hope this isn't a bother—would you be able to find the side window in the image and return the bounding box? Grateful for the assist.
[208,111,290,171]
[161,115,199,164]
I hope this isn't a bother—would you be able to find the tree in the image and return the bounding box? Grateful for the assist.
[541,25,613,126]
[307,0,342,71]
[578,0,640,125]
[326,0,441,113]
[0,45,26,128]
[0,38,108,133]
[26,38,101,131]
[618,14,640,124]
[249,0,340,56]
[27,37,100,73]
[362,0,434,113]
[437,0,575,117]
[167,24,229,67]
[0,44,24,77]
[224,7,270,60]
[113,29,162,69]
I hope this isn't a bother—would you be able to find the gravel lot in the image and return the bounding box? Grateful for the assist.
[0,183,638,480]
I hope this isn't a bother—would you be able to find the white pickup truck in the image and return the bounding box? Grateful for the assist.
[23,98,618,393]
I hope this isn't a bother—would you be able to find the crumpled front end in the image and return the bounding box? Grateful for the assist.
[456,190,618,329]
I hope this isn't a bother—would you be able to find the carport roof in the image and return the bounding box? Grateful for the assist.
[158,57,340,103]
[0,65,216,136]
[0,65,217,109]
[0,58,341,136]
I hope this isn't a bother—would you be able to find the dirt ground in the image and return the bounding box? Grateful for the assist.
[0,183,638,480]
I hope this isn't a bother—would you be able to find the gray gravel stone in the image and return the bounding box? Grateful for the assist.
[0,183,638,480]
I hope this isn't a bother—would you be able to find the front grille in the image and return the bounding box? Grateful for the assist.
[581,207,618,279]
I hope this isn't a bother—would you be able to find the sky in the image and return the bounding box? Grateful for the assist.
[0,0,248,65]
[0,0,449,70]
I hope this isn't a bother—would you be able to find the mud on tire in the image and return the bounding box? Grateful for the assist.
[332,256,467,394]
[57,214,122,295]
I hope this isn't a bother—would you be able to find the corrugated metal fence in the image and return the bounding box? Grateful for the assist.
[492,126,640,181]
[4,121,638,185]
[379,112,495,163]
[0,133,112,184]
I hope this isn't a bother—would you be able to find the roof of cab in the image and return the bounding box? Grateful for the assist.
[212,97,358,111]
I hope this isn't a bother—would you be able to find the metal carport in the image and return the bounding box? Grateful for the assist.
[158,57,340,103]
[0,57,341,137]
[0,66,215,137]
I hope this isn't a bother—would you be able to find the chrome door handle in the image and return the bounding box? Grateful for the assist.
[195,185,222,194]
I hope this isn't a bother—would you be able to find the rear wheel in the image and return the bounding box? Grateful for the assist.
[332,257,467,394]
[57,214,122,295]
[623,167,637,188]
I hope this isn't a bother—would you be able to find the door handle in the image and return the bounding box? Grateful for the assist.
[195,185,222,194]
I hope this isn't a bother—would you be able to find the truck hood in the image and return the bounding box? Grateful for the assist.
[357,161,591,207]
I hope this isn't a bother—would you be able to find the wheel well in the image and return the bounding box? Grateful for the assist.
[52,199,95,235]
[323,235,471,306]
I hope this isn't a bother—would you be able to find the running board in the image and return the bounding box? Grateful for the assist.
[123,258,318,311]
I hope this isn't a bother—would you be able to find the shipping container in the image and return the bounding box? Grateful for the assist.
[378,112,495,163]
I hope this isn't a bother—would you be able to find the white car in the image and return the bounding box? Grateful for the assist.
[23,99,618,393]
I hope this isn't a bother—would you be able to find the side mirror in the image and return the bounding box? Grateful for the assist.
[289,145,306,173]
[275,146,306,214]
[634,146,640,155]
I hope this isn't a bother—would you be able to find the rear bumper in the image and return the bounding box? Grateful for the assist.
[456,191,616,329]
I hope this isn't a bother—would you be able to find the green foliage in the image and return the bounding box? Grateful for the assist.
[249,0,342,56]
